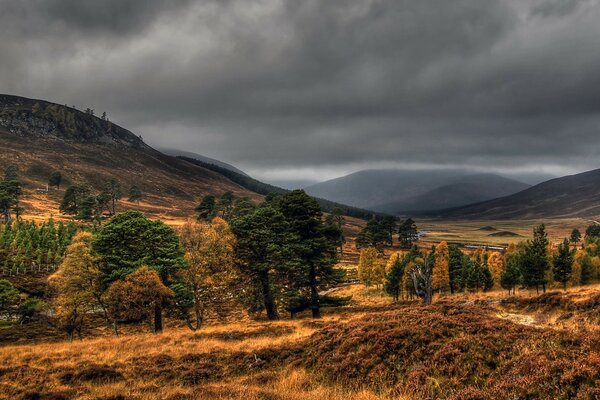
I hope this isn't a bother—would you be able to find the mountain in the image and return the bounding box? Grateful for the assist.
[267,179,320,190]
[178,156,377,220]
[0,94,374,221]
[304,169,530,213]
[0,94,260,220]
[432,168,600,220]
[159,148,249,177]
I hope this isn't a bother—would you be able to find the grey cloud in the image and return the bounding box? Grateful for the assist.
[1,0,600,182]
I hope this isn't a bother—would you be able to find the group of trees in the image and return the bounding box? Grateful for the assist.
[229,190,344,319]
[47,189,344,339]
[60,179,142,220]
[0,219,76,274]
[366,223,600,305]
[356,216,419,250]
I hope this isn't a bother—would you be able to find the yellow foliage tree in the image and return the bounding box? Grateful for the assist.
[570,249,585,286]
[432,241,450,293]
[179,217,237,330]
[487,252,505,289]
[386,252,402,273]
[49,232,104,341]
[105,266,173,334]
[358,247,379,287]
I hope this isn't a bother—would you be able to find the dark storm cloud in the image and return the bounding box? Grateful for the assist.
[1,0,600,181]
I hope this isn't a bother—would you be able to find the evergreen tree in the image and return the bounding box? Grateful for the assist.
[553,238,575,289]
[48,171,62,189]
[398,218,418,248]
[195,195,216,221]
[521,224,550,293]
[501,252,522,295]
[128,185,142,203]
[60,185,89,215]
[230,203,291,320]
[570,228,581,245]
[448,244,464,294]
[276,190,343,318]
[92,211,185,332]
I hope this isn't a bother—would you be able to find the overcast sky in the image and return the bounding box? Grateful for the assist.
[2,0,600,184]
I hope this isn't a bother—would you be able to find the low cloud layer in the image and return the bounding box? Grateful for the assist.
[2,0,600,182]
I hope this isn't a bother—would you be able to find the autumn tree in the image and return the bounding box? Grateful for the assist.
[553,238,575,289]
[178,218,237,330]
[487,251,505,289]
[105,267,173,334]
[358,247,379,288]
[432,241,450,294]
[93,211,184,332]
[49,232,106,339]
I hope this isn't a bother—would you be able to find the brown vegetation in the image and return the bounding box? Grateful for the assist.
[1,284,600,400]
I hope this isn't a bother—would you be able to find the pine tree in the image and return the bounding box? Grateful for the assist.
[522,224,550,293]
[553,238,575,289]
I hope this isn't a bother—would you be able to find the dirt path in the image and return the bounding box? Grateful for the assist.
[495,312,539,327]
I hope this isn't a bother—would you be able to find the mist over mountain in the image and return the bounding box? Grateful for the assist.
[304,169,530,214]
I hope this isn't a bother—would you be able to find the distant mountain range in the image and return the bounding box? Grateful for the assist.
[431,168,600,220]
[304,169,530,214]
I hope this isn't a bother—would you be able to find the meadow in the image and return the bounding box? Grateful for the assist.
[2,282,600,400]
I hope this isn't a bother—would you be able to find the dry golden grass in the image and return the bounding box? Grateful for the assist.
[2,283,600,399]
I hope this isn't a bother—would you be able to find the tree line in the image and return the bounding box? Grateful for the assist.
[37,190,346,340]
[358,223,600,305]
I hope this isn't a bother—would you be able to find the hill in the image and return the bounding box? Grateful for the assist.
[0,94,260,222]
[178,156,377,220]
[159,148,249,177]
[433,168,600,220]
[304,169,529,213]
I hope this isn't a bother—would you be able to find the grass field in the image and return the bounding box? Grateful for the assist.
[416,217,588,248]
[2,283,600,400]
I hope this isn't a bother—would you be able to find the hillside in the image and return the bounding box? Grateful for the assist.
[433,168,600,219]
[0,94,260,222]
[159,148,249,177]
[304,169,529,213]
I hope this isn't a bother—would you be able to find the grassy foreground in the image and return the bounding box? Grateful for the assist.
[1,285,600,400]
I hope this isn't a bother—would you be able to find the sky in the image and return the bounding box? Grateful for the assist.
[2,0,600,185]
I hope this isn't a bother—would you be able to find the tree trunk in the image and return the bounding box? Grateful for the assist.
[194,306,204,330]
[308,265,321,318]
[112,320,119,336]
[258,270,278,320]
[153,304,163,333]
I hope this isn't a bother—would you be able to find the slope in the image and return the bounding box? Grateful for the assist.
[434,168,600,219]
[0,94,260,223]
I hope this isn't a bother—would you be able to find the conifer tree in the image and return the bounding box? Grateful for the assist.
[553,238,575,289]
